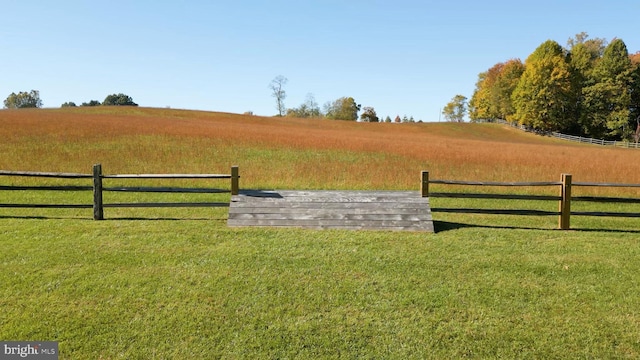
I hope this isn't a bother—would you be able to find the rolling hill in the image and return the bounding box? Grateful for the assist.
[2,107,639,190]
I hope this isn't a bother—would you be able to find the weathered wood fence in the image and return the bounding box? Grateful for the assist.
[421,171,640,230]
[0,164,239,220]
[488,119,640,149]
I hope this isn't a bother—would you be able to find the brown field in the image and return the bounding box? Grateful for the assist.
[1,107,639,194]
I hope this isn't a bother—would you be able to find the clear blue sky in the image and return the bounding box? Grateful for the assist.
[2,0,639,121]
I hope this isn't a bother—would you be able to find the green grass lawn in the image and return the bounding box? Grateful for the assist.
[2,200,640,358]
[2,108,640,358]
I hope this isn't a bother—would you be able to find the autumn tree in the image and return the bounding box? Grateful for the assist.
[493,59,525,121]
[469,63,502,121]
[4,90,42,109]
[512,40,576,132]
[324,97,361,120]
[468,33,640,140]
[360,106,379,122]
[442,95,467,122]
[269,75,288,116]
[469,59,524,122]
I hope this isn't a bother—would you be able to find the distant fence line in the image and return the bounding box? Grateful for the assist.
[484,119,640,149]
[420,171,640,230]
[0,164,239,220]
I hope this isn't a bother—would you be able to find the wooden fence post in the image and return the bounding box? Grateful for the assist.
[231,165,239,195]
[559,173,572,230]
[421,171,429,197]
[93,164,104,220]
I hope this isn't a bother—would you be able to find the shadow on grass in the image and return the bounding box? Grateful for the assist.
[433,220,546,233]
[433,220,640,234]
[0,215,91,220]
[0,215,226,221]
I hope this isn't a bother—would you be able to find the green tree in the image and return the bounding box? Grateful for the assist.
[568,34,607,135]
[359,106,379,122]
[567,33,606,83]
[3,90,43,109]
[103,93,138,106]
[287,93,321,118]
[581,39,633,139]
[61,102,77,107]
[269,75,287,116]
[630,52,640,128]
[81,100,101,106]
[324,97,361,120]
[512,40,576,132]
[442,95,467,122]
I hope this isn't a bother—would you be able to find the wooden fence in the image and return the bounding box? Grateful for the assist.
[421,171,640,230]
[550,132,640,149]
[0,164,239,220]
[487,119,640,149]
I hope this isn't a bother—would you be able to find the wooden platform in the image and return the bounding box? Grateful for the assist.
[228,190,433,232]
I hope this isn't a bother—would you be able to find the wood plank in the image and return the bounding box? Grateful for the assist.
[429,179,560,187]
[573,182,640,188]
[103,186,229,193]
[102,174,231,179]
[105,202,229,208]
[0,204,92,209]
[228,219,434,232]
[229,213,432,221]
[238,190,419,197]
[572,211,640,218]
[228,207,431,215]
[228,190,434,232]
[0,185,92,191]
[229,201,429,209]
[429,192,560,201]
[572,196,640,204]
[231,196,426,204]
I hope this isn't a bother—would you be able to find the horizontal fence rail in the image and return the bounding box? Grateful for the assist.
[421,171,640,230]
[550,132,640,149]
[0,164,239,220]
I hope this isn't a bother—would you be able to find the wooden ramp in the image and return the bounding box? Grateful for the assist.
[228,190,433,232]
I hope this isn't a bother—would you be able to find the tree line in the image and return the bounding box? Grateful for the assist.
[3,91,138,109]
[269,76,422,123]
[466,33,640,141]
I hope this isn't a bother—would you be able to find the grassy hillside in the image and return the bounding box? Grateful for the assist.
[2,107,640,358]
[2,107,640,191]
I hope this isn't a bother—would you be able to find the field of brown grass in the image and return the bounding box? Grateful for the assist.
[1,107,639,194]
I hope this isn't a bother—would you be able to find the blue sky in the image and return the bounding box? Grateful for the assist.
[2,0,639,121]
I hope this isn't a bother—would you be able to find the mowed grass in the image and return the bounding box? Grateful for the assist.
[2,107,640,358]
